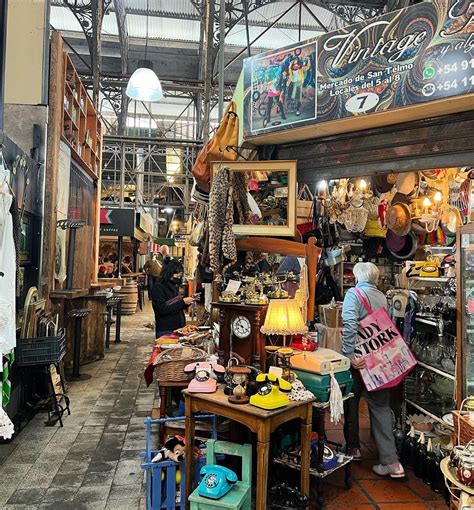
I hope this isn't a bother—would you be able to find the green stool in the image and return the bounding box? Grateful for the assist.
[189,439,252,509]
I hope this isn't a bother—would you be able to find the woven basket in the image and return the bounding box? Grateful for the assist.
[453,410,474,445]
[155,347,207,382]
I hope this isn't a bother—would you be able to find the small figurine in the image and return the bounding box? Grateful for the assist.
[152,435,186,463]
[152,435,205,463]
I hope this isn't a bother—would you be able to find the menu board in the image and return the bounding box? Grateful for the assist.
[242,0,474,139]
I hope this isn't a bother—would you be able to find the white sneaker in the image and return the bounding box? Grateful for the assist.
[372,461,406,479]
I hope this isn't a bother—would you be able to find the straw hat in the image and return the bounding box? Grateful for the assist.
[396,172,418,195]
[386,203,412,236]
[364,218,387,238]
[440,207,462,236]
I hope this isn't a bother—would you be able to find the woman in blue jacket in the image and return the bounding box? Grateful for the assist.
[342,262,405,479]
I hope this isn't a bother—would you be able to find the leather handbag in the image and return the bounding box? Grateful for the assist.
[192,100,239,193]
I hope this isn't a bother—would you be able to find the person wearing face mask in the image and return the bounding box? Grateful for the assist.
[151,259,195,338]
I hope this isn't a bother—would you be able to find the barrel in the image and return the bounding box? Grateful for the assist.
[115,282,138,315]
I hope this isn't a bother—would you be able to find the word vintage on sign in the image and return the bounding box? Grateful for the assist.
[242,0,474,142]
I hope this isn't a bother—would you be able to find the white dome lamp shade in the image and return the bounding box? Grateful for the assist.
[126,59,163,102]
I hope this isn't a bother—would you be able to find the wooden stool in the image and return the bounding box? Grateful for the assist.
[189,440,252,509]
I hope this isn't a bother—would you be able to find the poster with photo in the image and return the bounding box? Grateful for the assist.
[249,41,317,133]
[242,0,473,140]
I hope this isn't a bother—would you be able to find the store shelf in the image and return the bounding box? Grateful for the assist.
[273,454,353,479]
[405,398,454,430]
[416,360,455,380]
[408,277,450,289]
[441,458,474,496]
[415,317,441,327]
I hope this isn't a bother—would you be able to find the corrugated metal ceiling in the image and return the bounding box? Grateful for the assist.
[50,1,333,49]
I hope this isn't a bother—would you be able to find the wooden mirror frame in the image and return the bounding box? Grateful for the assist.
[211,160,297,237]
[235,236,321,322]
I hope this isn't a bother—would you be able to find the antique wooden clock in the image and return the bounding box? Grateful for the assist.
[212,302,268,370]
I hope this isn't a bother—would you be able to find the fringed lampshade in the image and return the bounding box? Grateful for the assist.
[261,299,308,345]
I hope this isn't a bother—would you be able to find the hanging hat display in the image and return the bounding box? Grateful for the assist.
[364,218,387,238]
[374,174,395,194]
[440,207,462,236]
[386,230,407,253]
[396,172,419,195]
[387,232,418,260]
[391,192,410,205]
[386,202,412,236]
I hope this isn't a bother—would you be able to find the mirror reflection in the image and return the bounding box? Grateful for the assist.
[240,170,289,226]
[220,254,306,304]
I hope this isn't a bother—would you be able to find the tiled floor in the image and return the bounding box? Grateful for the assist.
[0,301,448,509]
[0,303,159,509]
[308,401,447,509]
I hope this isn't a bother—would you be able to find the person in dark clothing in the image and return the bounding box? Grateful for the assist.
[151,259,195,338]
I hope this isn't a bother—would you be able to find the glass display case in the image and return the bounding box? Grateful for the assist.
[457,226,474,403]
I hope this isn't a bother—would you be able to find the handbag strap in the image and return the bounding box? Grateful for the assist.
[354,288,374,314]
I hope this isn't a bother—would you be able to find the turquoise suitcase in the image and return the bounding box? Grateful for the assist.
[293,369,353,403]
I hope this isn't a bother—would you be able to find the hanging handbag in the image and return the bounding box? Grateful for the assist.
[315,266,341,306]
[353,288,417,392]
[189,208,207,247]
[192,100,239,193]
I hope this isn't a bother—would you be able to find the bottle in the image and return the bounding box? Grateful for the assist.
[431,444,444,494]
[414,432,427,478]
[423,438,435,485]
[402,425,417,468]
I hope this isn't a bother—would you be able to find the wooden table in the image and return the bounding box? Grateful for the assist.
[184,387,314,510]
[157,380,189,442]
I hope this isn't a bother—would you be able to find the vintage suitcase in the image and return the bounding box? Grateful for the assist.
[293,369,353,403]
[290,348,350,375]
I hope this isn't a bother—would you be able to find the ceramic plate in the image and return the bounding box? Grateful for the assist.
[442,413,454,426]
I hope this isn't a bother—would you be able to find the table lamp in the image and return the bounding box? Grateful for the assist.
[261,299,308,347]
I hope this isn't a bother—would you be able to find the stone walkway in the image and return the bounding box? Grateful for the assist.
[0,304,157,510]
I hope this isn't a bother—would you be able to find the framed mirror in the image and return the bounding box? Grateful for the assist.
[211,160,297,237]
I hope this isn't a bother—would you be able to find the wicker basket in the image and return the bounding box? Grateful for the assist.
[155,347,207,382]
[453,410,474,445]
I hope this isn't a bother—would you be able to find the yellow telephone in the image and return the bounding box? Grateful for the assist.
[249,373,292,410]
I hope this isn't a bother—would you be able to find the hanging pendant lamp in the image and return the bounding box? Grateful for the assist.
[126,59,163,102]
[126,0,162,102]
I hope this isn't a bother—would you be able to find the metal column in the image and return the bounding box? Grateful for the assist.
[201,0,215,144]
[218,0,226,119]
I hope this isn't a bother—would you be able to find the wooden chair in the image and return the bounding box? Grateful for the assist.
[189,440,252,509]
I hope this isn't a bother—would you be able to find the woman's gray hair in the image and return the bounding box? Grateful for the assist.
[353,262,380,284]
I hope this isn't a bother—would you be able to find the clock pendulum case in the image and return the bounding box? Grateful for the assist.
[212,302,268,370]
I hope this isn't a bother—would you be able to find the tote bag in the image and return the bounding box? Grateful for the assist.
[353,288,416,392]
[192,100,239,193]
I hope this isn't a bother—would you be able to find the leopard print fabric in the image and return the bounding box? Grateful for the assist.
[209,167,252,274]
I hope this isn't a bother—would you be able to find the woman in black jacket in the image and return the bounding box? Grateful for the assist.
[151,259,195,338]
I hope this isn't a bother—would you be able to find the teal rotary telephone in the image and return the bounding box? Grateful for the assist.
[198,465,238,499]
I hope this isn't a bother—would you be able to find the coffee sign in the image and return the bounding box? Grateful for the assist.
[242,0,474,139]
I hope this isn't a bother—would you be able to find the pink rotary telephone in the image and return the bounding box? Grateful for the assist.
[184,362,226,393]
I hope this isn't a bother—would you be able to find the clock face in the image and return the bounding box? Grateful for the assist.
[232,315,251,339]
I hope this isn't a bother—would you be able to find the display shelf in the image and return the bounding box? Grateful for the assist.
[416,360,455,381]
[405,398,454,429]
[415,316,441,327]
[61,52,102,180]
[408,277,450,289]
[274,454,353,479]
[441,458,474,496]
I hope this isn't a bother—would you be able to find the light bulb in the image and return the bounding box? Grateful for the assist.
[318,180,327,191]
[359,179,367,191]
[423,197,431,208]
[434,191,442,203]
